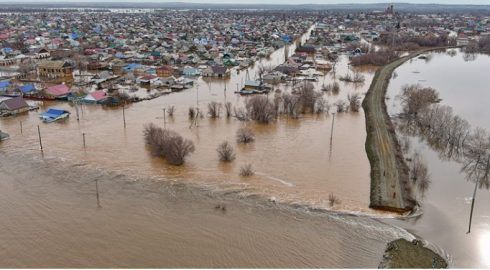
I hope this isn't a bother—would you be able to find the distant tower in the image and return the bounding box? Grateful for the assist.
[386,4,394,15]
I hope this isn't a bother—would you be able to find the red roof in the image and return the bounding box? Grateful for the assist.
[46,84,71,97]
[142,74,157,80]
[87,90,107,101]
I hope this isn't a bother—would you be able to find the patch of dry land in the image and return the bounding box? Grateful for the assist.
[379,239,448,268]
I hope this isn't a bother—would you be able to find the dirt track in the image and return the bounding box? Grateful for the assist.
[362,47,452,212]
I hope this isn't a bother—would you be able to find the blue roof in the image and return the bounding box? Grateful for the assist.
[0,81,10,88]
[20,84,35,93]
[124,63,142,71]
[2,47,13,53]
[42,108,68,118]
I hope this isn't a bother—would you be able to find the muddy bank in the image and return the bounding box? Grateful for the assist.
[379,239,448,268]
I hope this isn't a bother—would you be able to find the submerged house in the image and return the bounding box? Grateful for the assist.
[202,65,230,78]
[20,84,36,95]
[182,66,201,76]
[38,61,73,79]
[84,90,109,104]
[156,65,174,77]
[0,81,10,93]
[137,74,159,85]
[44,84,71,99]
[0,96,30,115]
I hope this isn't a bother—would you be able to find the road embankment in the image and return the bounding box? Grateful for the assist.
[362,47,452,213]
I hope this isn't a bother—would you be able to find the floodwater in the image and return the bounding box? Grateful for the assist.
[0,30,377,214]
[0,150,414,268]
[386,48,490,268]
[0,27,406,267]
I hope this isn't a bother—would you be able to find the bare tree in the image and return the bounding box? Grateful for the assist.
[208,101,222,118]
[335,100,348,113]
[188,107,196,120]
[233,107,249,121]
[256,64,274,80]
[281,92,300,117]
[347,93,361,112]
[322,82,340,94]
[328,193,341,207]
[315,98,330,114]
[224,102,232,118]
[245,96,276,123]
[167,106,175,117]
[295,82,321,114]
[143,123,195,166]
[350,48,400,66]
[339,72,365,83]
[399,84,439,116]
[236,127,255,144]
[239,164,255,177]
[217,141,235,162]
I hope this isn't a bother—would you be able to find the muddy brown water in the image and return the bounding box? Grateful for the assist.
[386,48,490,268]
[0,28,412,267]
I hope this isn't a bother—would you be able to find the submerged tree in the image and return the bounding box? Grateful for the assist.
[236,128,255,144]
[143,123,195,166]
[245,96,276,124]
[217,141,235,162]
[347,93,362,112]
[239,164,255,177]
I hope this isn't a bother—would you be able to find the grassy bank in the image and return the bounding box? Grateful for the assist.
[379,238,448,268]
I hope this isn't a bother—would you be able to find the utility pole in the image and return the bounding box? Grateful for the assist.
[467,181,479,234]
[122,104,126,128]
[196,84,199,108]
[20,121,23,135]
[82,132,86,148]
[75,102,80,121]
[329,113,336,159]
[95,179,101,208]
[37,125,43,151]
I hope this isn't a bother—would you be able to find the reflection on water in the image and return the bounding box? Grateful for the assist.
[386,48,490,268]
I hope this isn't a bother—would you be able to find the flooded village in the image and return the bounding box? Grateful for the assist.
[1,2,490,268]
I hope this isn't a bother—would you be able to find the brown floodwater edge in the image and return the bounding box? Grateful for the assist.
[363,46,460,213]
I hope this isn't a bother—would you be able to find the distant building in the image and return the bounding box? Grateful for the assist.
[38,61,73,79]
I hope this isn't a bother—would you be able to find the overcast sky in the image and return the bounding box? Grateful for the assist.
[1,0,489,4]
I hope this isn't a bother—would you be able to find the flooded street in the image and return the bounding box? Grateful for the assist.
[386,49,490,268]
